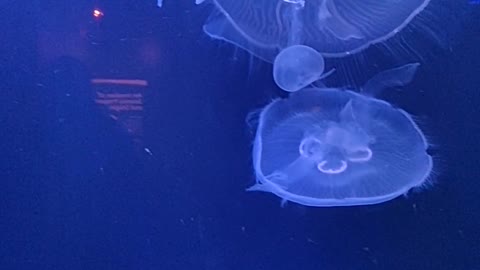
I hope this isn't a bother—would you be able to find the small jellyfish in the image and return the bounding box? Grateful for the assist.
[273,45,325,92]
[199,0,432,62]
[248,63,433,207]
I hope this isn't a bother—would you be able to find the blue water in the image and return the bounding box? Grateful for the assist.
[0,1,479,269]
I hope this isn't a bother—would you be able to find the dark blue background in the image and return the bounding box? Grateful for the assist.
[1,1,479,269]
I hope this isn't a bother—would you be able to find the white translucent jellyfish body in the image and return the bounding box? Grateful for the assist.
[200,0,431,92]
[200,0,431,61]
[248,64,433,207]
[273,45,325,92]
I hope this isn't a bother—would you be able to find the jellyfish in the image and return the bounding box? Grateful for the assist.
[199,0,431,61]
[247,63,433,207]
[199,0,431,91]
[273,45,325,92]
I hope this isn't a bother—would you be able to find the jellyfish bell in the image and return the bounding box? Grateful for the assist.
[199,0,432,62]
[248,63,433,207]
[199,0,433,91]
[273,45,325,92]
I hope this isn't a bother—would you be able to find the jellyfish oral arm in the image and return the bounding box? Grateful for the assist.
[317,0,364,41]
[362,63,420,96]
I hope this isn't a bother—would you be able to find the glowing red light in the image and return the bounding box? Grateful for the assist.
[92,9,104,19]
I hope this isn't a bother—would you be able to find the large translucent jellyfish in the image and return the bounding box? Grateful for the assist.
[198,0,432,61]
[248,63,433,207]
[199,0,431,92]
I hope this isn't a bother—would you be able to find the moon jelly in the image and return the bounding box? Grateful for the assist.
[199,0,431,61]
[248,63,433,207]
[273,45,325,92]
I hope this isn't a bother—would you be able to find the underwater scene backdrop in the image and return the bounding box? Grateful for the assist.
[0,0,479,269]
